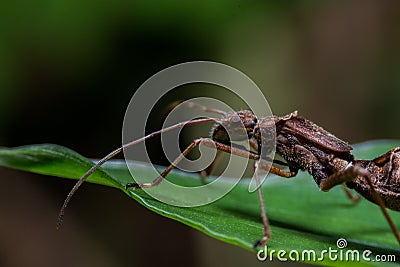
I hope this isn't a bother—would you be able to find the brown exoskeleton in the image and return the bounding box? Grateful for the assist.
[253,112,400,246]
[347,147,400,212]
[57,102,400,247]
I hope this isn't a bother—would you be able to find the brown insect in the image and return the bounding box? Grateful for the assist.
[57,102,400,247]
[253,112,400,246]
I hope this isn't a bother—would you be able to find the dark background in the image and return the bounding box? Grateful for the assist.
[1,1,399,266]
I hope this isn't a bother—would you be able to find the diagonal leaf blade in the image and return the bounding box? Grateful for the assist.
[0,140,399,266]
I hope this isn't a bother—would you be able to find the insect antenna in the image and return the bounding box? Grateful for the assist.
[57,117,217,229]
[181,102,227,115]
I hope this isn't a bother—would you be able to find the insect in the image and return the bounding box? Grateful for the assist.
[57,102,400,247]
[253,111,400,246]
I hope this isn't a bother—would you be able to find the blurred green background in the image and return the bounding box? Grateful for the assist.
[1,1,399,266]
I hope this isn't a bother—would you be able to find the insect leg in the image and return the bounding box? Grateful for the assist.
[268,166,297,178]
[126,138,261,189]
[248,139,288,166]
[257,160,297,178]
[320,165,400,246]
[200,139,288,181]
[253,161,271,248]
[199,150,224,179]
[341,185,360,202]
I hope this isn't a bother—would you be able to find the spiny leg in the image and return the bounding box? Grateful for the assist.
[249,139,294,177]
[126,141,199,189]
[320,164,400,246]
[252,158,298,247]
[200,140,291,181]
[126,138,261,189]
[253,161,271,247]
[268,165,297,178]
[199,137,290,179]
[199,142,252,180]
[249,139,259,152]
[257,160,297,178]
[200,156,292,181]
[341,185,360,203]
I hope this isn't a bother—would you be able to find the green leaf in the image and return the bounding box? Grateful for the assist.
[1,140,400,266]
